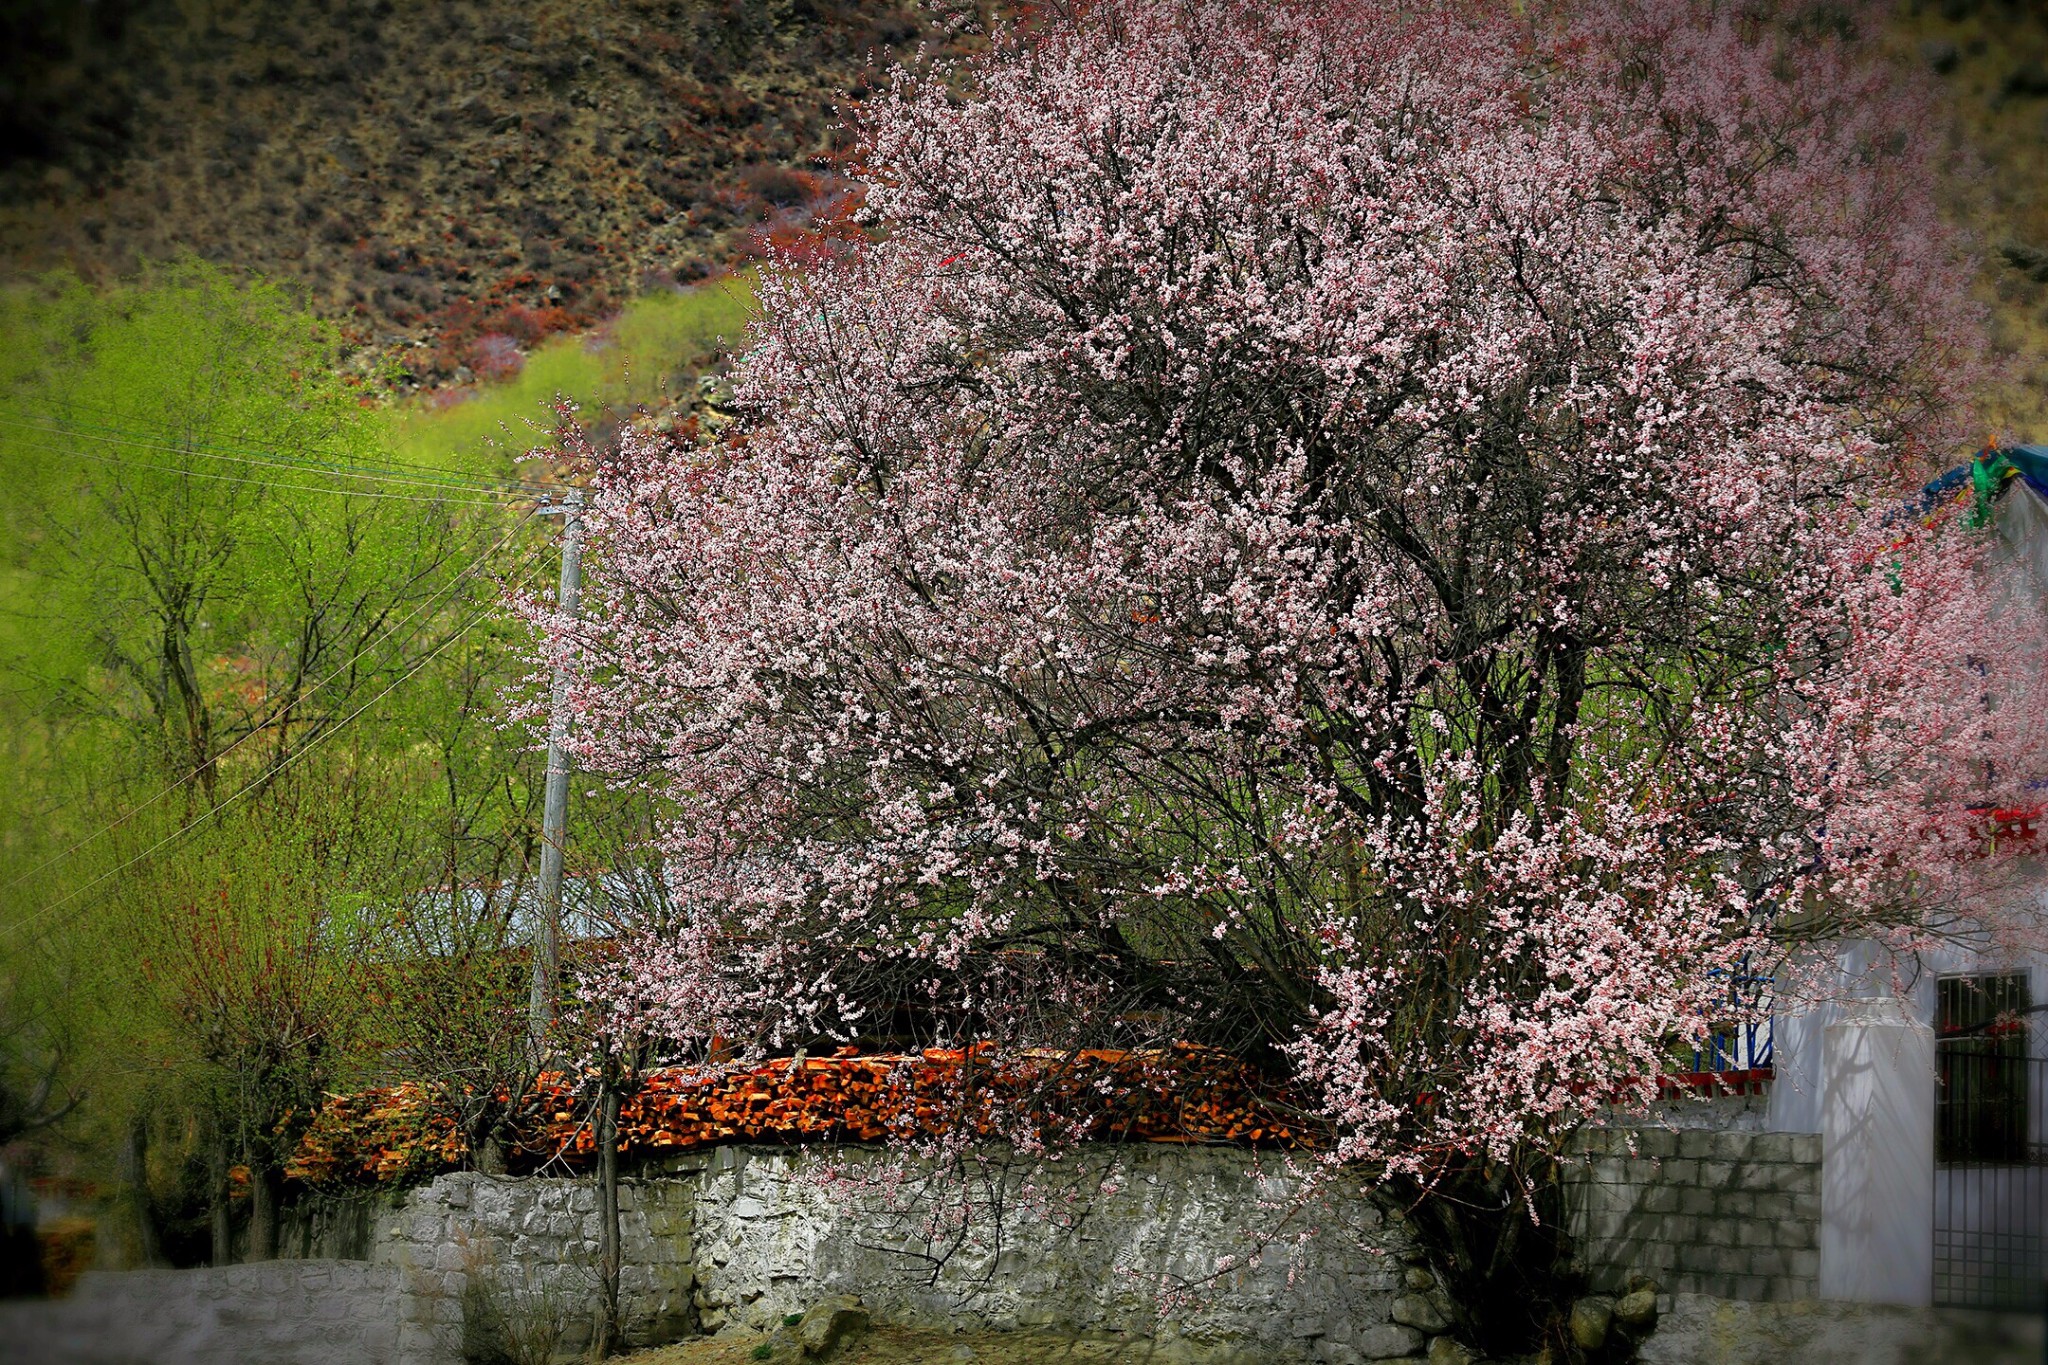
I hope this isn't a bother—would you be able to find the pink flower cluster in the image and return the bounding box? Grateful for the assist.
[539,0,2048,1175]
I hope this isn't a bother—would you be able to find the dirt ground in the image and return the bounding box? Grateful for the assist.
[616,1324,1201,1365]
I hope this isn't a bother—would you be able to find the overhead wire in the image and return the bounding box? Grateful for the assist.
[0,421,536,507]
[0,412,520,495]
[0,535,561,945]
[1,430,521,508]
[0,503,550,896]
[0,397,563,497]
[0,393,588,938]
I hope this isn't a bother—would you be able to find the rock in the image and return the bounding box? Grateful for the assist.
[796,1298,870,1358]
[950,1348,977,1362]
[1625,1271,1661,1296]
[1569,1297,1614,1351]
[1391,1292,1450,1334]
[1354,1322,1425,1359]
[1404,1267,1437,1291]
[2001,243,2048,283]
[2010,62,2048,98]
[1613,1287,1659,1330]
[1426,1337,1475,1365]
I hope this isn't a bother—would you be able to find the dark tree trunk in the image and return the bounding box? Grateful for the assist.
[207,1118,233,1267]
[118,1112,162,1268]
[591,1077,623,1359]
[1392,1158,1578,1359]
[247,1165,283,1262]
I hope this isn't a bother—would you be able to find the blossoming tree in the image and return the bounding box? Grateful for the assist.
[544,0,2048,1336]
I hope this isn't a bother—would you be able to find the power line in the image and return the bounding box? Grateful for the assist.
[0,543,557,944]
[0,506,548,896]
[3,397,563,496]
[1,430,520,508]
[8,412,544,499]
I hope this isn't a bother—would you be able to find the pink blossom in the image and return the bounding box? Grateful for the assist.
[533,0,2048,1179]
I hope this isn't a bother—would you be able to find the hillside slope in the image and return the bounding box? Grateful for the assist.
[1892,1,2048,439]
[0,0,981,389]
[2,1,2045,439]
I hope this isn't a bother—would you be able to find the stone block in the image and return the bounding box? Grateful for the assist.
[1635,1240,1679,1270]
[1571,1128,1619,1157]
[1692,1247,1732,1276]
[1638,1185,1681,1215]
[1582,1208,1632,1242]
[1775,1220,1815,1249]
[1696,1161,1735,1188]
[1354,1322,1425,1358]
[1586,1265,1629,1295]
[1632,1129,1680,1159]
[1746,1249,1789,1279]
[1678,1188,1718,1216]
[1745,1133,1794,1163]
[1716,1192,1759,1219]
[1709,1131,1757,1161]
[1677,1130,1719,1159]
[1390,1293,1447,1333]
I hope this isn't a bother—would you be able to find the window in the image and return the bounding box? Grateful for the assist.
[1937,974,2031,1164]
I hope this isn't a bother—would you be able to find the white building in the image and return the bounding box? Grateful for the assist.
[1763,448,2048,1310]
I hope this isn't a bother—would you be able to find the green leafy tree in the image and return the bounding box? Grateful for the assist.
[0,262,557,1263]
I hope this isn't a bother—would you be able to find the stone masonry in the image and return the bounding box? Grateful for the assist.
[1564,1126,1823,1301]
[375,1172,696,1364]
[671,1144,1424,1364]
[1,1130,1832,1364]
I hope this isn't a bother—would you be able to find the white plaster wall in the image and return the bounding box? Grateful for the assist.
[1818,997,1934,1305]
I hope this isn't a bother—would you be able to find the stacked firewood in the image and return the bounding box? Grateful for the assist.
[287,1044,1313,1188]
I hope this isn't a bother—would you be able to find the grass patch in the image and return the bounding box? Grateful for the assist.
[382,272,759,475]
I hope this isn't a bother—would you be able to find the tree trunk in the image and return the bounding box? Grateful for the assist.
[118,1112,162,1268]
[207,1118,233,1267]
[1393,1159,1575,1358]
[247,1165,282,1262]
[591,1076,623,1359]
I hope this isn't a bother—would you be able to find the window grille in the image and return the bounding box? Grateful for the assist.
[1936,974,2031,1165]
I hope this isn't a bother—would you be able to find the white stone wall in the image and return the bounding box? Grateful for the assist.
[369,1172,697,1364]
[0,1145,1452,1364]
[673,1144,1423,1363]
[1564,1127,1822,1302]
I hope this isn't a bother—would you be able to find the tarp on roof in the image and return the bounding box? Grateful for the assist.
[1998,469,2048,600]
[2004,445,2048,500]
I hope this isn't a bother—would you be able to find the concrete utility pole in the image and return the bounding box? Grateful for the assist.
[531,488,584,1048]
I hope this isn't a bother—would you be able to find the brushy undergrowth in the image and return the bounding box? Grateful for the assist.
[383,272,758,473]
